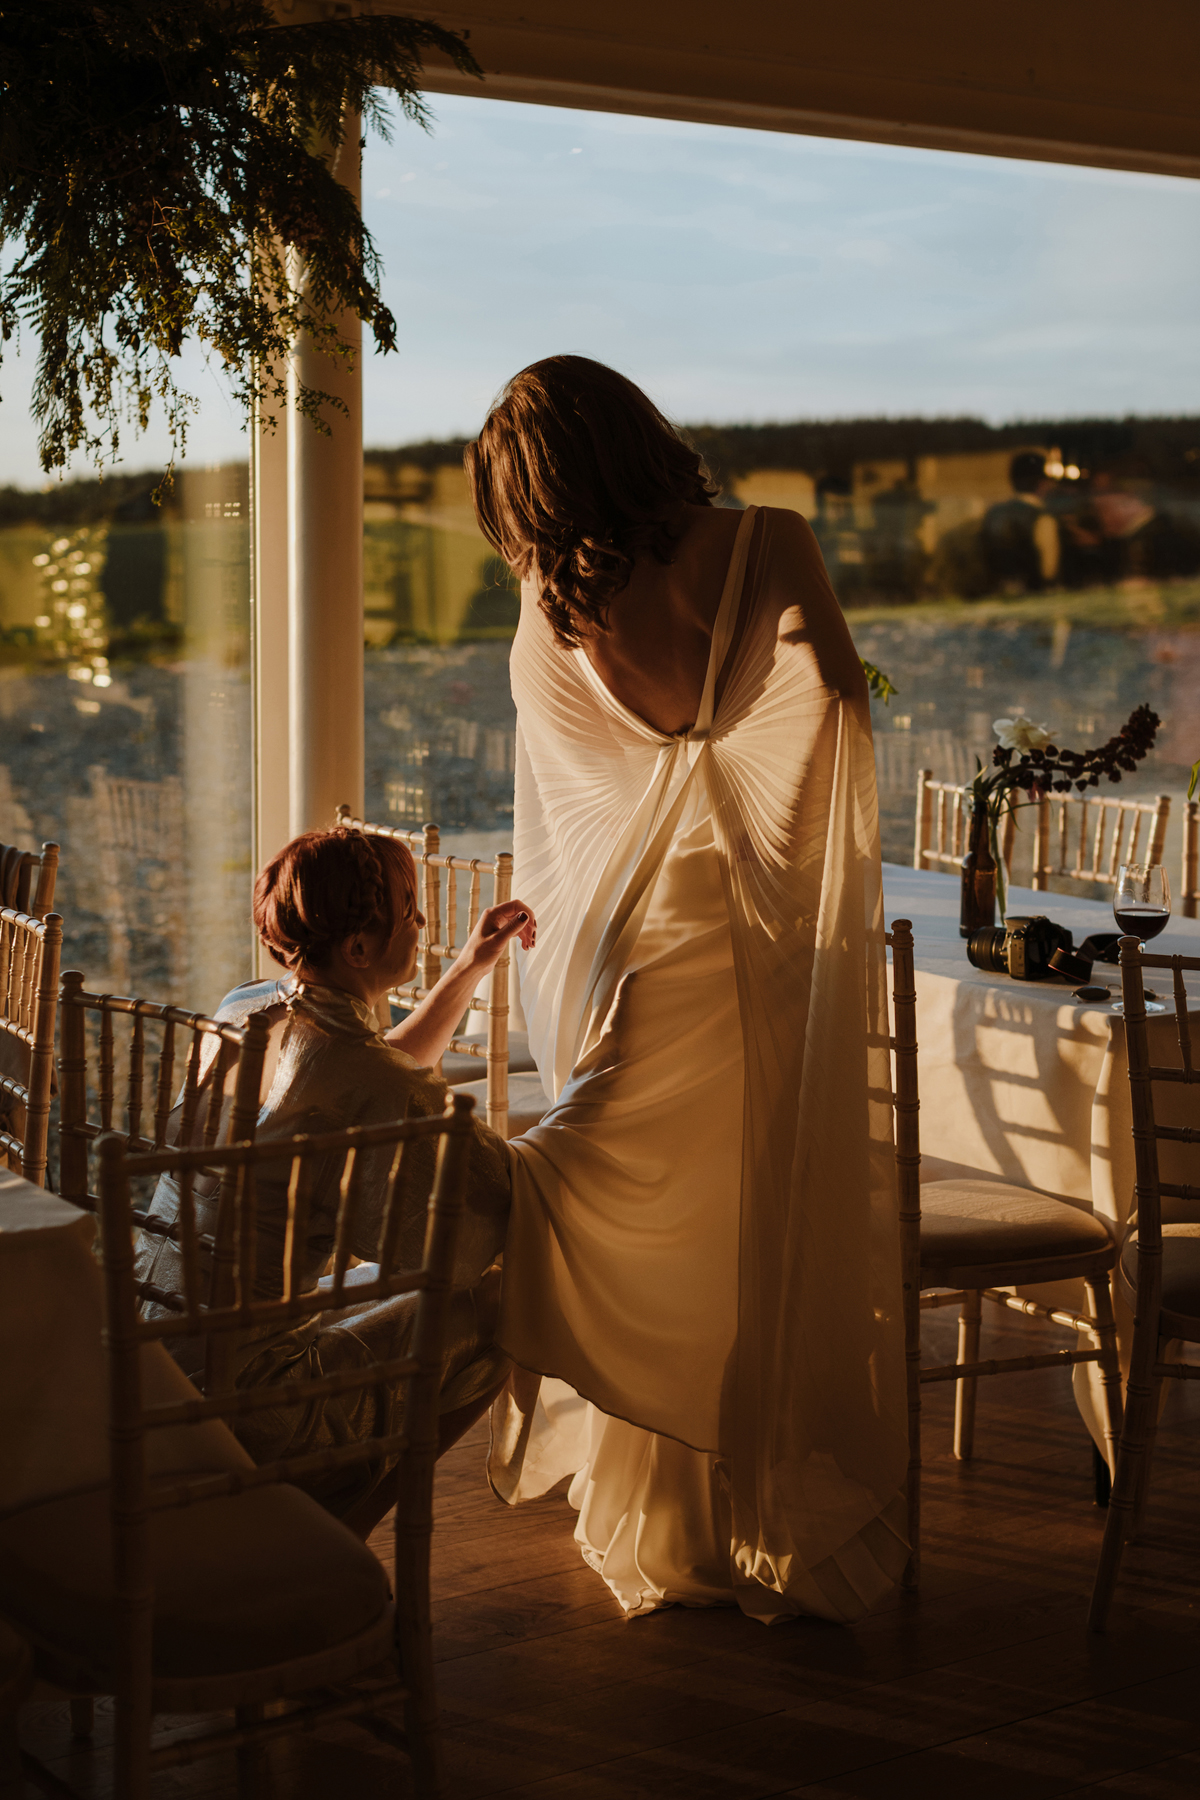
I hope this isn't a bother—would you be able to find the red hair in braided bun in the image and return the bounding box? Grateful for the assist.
[253,827,417,972]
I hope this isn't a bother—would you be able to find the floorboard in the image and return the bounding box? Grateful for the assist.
[14,1305,1200,1797]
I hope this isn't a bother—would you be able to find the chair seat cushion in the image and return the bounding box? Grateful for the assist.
[442,1031,537,1087]
[920,1180,1112,1270]
[454,1069,552,1140]
[0,1477,390,1684]
[1121,1224,1200,1323]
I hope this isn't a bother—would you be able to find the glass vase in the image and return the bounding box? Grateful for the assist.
[960,799,997,938]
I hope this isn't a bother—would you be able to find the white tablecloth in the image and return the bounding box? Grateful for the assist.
[0,1172,254,1515]
[880,864,1200,1444]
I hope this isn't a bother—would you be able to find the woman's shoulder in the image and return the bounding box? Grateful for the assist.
[747,503,834,581]
[374,1041,445,1108]
[746,507,865,698]
[754,503,821,549]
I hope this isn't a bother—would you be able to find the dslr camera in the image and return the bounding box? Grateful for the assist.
[966,914,1075,981]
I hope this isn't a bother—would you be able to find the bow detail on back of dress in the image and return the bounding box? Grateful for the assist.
[496,505,909,1624]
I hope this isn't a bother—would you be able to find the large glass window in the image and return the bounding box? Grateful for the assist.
[360,101,1200,883]
[362,454,518,865]
[0,458,251,1005]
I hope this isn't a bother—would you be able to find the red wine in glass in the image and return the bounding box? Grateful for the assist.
[1112,863,1170,1013]
[1112,903,1170,941]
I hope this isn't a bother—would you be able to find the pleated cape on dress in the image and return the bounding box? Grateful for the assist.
[492,504,909,1623]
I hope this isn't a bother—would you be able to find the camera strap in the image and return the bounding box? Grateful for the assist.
[1047,931,1123,982]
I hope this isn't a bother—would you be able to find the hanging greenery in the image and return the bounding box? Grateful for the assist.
[0,1,479,489]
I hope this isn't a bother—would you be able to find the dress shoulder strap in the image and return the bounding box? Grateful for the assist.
[692,506,758,740]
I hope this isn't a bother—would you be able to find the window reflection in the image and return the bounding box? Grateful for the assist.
[0,464,251,1005]
[361,420,1200,886]
[363,451,518,839]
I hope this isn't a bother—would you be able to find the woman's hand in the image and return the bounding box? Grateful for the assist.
[462,899,536,975]
[383,898,536,1071]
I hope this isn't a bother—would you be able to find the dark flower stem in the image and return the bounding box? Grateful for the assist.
[971,703,1161,918]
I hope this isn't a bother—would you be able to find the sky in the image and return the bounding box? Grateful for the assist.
[3,93,1200,484]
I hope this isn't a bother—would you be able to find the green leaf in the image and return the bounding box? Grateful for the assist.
[0,1,481,486]
[1189,758,1200,802]
[860,658,898,705]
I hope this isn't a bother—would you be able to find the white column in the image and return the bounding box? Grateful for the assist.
[286,122,365,839]
[252,386,291,865]
[251,388,290,977]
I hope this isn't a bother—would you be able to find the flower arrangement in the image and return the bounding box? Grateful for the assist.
[970,703,1161,917]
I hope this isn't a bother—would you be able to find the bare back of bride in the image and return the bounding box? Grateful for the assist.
[467,356,907,1624]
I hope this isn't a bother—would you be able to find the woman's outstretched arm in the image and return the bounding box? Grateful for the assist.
[384,899,535,1070]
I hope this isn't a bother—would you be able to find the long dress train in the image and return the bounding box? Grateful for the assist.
[494,504,908,1623]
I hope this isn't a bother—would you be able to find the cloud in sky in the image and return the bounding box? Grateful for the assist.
[3,95,1199,482]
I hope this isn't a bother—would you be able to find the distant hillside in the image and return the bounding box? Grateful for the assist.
[0,470,167,528]
[684,415,1200,489]
[4,413,1199,526]
[363,413,1200,491]
[0,464,247,528]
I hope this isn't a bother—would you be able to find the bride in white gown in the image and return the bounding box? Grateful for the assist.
[466,356,908,1624]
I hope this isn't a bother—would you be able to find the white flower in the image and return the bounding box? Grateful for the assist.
[993,715,1053,753]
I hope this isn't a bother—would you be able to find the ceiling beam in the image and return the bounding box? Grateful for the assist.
[290,2,1200,179]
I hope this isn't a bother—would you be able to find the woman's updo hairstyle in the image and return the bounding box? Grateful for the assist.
[253,827,417,972]
[464,355,717,648]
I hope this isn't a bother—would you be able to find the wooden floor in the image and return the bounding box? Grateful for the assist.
[17,1304,1200,1798]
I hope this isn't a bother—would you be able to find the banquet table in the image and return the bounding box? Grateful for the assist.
[880,862,1200,1442]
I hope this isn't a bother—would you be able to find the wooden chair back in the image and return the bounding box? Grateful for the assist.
[885,920,921,1583]
[913,772,1015,874]
[1030,791,1169,893]
[57,970,269,1215]
[1182,800,1199,920]
[97,1091,476,1794]
[885,915,1122,1582]
[1118,937,1200,1262]
[336,806,515,1137]
[1088,938,1200,1630]
[0,908,62,1186]
[0,841,59,920]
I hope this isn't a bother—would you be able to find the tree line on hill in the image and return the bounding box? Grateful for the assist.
[6,413,1199,529]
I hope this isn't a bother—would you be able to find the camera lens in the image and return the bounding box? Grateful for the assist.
[967,927,1009,973]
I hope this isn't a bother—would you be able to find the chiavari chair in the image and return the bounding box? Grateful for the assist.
[0,839,59,919]
[0,906,62,1187]
[913,771,1016,875]
[1,1092,474,1799]
[1030,791,1170,893]
[56,970,269,1215]
[887,918,1124,1584]
[1088,939,1200,1631]
[1181,799,1199,920]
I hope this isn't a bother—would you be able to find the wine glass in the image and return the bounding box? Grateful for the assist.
[1111,862,1170,1014]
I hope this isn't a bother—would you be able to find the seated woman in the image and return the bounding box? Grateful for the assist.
[135,825,535,1537]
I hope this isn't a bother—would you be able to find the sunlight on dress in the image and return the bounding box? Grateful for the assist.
[492,505,908,1624]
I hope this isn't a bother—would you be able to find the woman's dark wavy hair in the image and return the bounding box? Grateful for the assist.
[253,827,417,972]
[464,355,717,647]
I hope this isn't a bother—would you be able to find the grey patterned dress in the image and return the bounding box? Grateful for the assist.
[135,977,512,1518]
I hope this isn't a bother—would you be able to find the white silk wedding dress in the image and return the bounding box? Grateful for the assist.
[493,505,909,1623]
